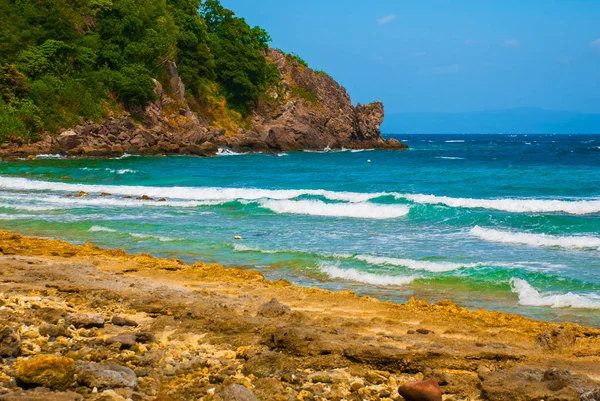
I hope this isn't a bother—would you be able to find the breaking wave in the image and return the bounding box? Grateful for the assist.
[510,278,600,309]
[471,226,600,250]
[354,255,478,272]
[319,262,417,286]
[258,199,410,219]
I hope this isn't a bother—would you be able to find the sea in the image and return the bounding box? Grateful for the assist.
[1,134,599,327]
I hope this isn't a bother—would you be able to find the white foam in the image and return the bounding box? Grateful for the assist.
[217,148,246,156]
[35,154,63,159]
[89,225,118,233]
[355,255,477,272]
[0,203,59,211]
[259,199,409,219]
[233,244,279,253]
[89,226,176,242]
[510,278,600,309]
[277,153,289,157]
[436,156,465,160]
[0,177,383,203]
[445,140,465,143]
[471,226,600,250]
[395,193,600,215]
[319,262,416,286]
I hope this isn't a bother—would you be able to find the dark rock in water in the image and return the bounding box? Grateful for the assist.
[15,355,76,390]
[397,379,442,401]
[105,333,137,349]
[257,298,291,318]
[76,361,137,389]
[111,316,139,327]
[0,389,83,401]
[0,326,21,357]
[215,384,259,401]
[242,351,296,378]
[536,327,576,351]
[136,195,153,201]
[67,313,105,329]
[542,368,574,391]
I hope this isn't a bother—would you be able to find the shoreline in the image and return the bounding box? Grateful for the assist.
[0,229,599,400]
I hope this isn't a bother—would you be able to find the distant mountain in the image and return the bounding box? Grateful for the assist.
[382,107,600,134]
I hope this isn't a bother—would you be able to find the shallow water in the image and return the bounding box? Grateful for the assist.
[1,134,599,326]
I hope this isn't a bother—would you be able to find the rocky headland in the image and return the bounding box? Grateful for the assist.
[0,50,406,159]
[0,230,599,401]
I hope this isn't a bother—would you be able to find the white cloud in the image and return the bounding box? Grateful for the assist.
[591,38,600,48]
[377,14,397,25]
[430,64,461,75]
[503,39,520,48]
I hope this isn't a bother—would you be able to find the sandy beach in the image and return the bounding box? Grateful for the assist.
[0,230,598,400]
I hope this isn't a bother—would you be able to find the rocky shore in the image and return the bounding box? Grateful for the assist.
[0,230,599,400]
[0,50,407,159]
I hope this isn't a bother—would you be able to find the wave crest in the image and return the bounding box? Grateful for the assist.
[319,262,416,286]
[510,278,600,309]
[259,199,409,219]
[471,226,600,250]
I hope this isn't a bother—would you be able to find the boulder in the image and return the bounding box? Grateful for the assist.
[257,298,291,318]
[582,389,600,401]
[0,326,21,357]
[76,361,137,389]
[57,130,81,151]
[15,355,76,390]
[242,351,295,378]
[398,380,442,401]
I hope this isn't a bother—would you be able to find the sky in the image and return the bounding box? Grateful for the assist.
[219,0,600,114]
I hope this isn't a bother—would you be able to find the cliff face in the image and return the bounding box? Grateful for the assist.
[0,51,406,158]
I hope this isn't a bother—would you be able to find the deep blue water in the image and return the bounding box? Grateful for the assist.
[1,134,599,326]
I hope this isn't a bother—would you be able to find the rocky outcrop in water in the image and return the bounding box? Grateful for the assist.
[0,51,406,158]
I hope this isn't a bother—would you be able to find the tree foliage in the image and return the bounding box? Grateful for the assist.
[0,0,277,141]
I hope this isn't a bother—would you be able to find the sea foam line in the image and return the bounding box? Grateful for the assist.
[354,255,478,272]
[471,226,600,250]
[258,199,410,219]
[319,262,417,286]
[89,226,177,242]
[510,278,600,309]
[394,193,600,215]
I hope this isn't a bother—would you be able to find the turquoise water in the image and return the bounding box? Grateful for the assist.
[1,134,599,326]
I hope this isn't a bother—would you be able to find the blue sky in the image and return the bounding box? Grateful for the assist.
[220,0,600,114]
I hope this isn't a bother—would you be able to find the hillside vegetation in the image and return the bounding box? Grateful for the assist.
[0,0,278,142]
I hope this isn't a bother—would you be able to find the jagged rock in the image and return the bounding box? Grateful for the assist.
[542,368,574,391]
[582,389,600,401]
[15,355,76,390]
[76,361,137,389]
[57,130,81,151]
[536,327,576,351]
[165,60,186,102]
[397,379,442,401]
[0,389,83,401]
[215,384,259,401]
[0,326,21,357]
[38,323,69,339]
[67,313,105,328]
[257,298,291,318]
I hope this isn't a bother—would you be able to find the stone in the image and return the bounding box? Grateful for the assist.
[0,389,83,401]
[136,195,153,201]
[582,389,600,401]
[242,351,295,378]
[73,191,89,198]
[257,298,291,318]
[105,334,137,349]
[15,355,76,390]
[0,326,21,357]
[542,368,574,391]
[92,390,128,401]
[397,379,442,401]
[38,323,69,339]
[76,361,137,389]
[215,384,259,401]
[111,316,139,327]
[57,130,81,151]
[416,329,434,335]
[536,327,576,351]
[67,313,105,329]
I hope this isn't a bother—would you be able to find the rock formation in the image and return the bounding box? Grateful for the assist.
[0,51,406,158]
